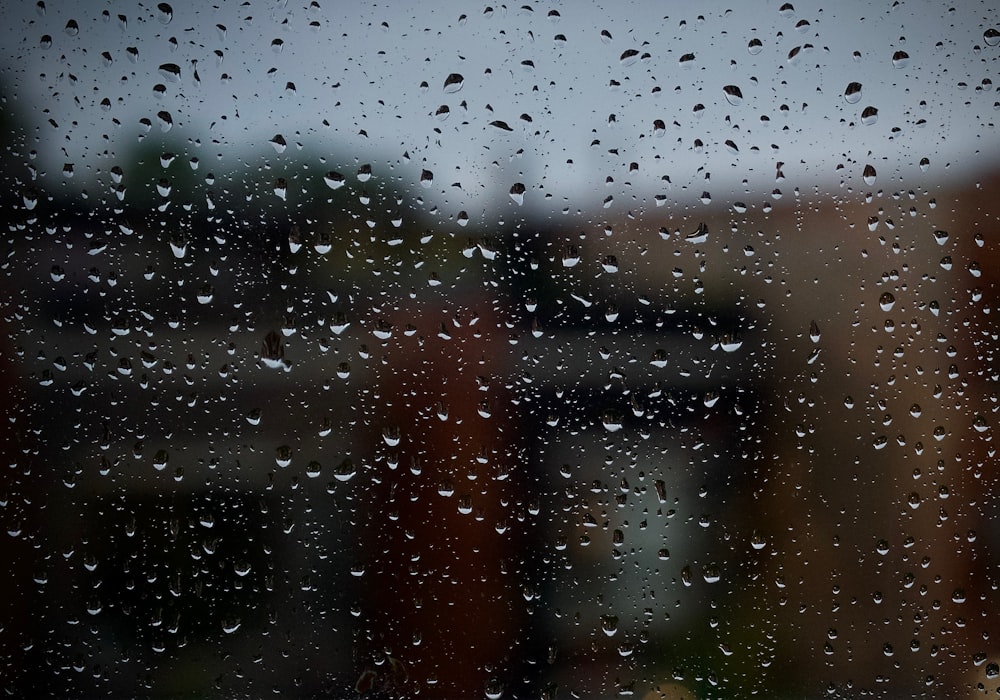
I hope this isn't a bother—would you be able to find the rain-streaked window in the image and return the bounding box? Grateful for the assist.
[2,2,999,698]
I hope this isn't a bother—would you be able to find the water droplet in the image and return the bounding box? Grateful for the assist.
[509,182,525,205]
[357,164,372,182]
[443,72,464,93]
[620,49,640,66]
[601,411,623,432]
[983,28,1000,47]
[334,459,356,482]
[863,164,876,186]
[153,449,169,470]
[222,618,241,634]
[718,334,743,352]
[601,615,619,636]
[39,34,52,49]
[156,110,173,132]
[808,320,821,342]
[685,222,709,243]
[420,169,433,187]
[891,50,909,68]
[260,331,286,369]
[330,312,350,335]
[861,105,878,125]
[722,85,743,106]
[879,292,895,312]
[324,171,345,190]
[650,349,668,368]
[156,3,173,24]
[169,232,187,258]
[485,678,505,700]
[748,38,763,55]
[844,82,863,103]
[383,426,401,447]
[275,445,293,468]
[64,19,79,36]
[158,63,181,82]
[561,245,580,267]
[314,231,333,254]
[269,134,286,154]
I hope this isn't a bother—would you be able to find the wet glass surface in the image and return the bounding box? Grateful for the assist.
[1,2,999,698]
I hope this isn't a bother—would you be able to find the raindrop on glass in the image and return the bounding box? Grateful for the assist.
[443,73,464,93]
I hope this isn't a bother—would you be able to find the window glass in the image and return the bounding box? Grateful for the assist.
[2,2,999,697]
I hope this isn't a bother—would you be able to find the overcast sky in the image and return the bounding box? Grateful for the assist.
[2,0,998,216]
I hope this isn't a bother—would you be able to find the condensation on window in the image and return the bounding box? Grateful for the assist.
[1,2,999,698]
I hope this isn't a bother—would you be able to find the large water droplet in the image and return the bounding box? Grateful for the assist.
[324,171,345,189]
[158,63,181,82]
[879,291,896,312]
[509,182,525,205]
[809,320,821,342]
[275,445,293,468]
[844,82,863,103]
[153,449,169,470]
[156,3,173,24]
[620,49,640,66]
[863,164,876,186]
[722,85,743,106]
[443,73,464,92]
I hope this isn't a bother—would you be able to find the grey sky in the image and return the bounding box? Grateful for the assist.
[3,0,998,216]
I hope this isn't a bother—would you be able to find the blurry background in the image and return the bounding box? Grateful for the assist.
[1,1,999,698]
